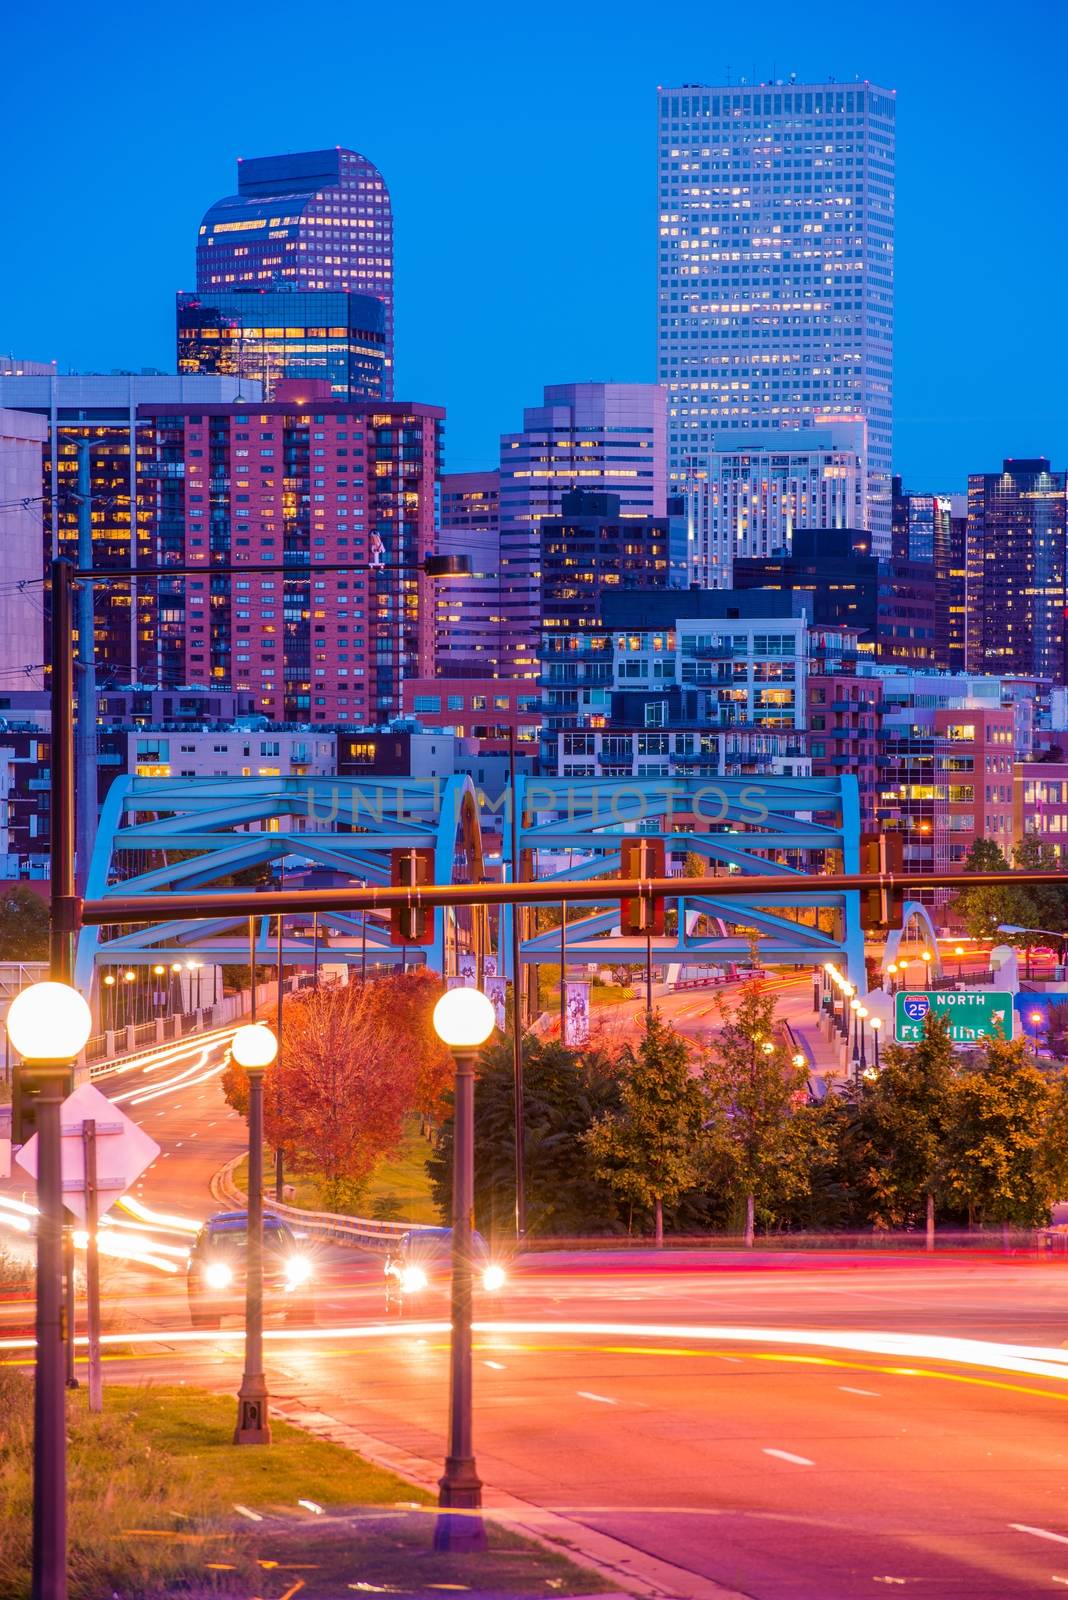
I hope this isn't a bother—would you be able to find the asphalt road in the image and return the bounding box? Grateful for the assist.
[8,1024,1068,1596]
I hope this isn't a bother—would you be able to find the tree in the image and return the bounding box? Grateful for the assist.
[944,1036,1059,1229]
[701,977,811,1244]
[0,886,49,961]
[582,1013,706,1245]
[264,982,410,1209]
[359,968,452,1122]
[950,837,1040,942]
[1013,830,1068,939]
[846,1013,956,1246]
[427,1035,627,1237]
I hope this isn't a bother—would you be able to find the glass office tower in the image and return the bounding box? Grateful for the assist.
[187,147,394,395]
[657,81,895,552]
[176,288,387,400]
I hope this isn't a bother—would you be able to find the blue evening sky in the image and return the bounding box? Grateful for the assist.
[4,0,1066,488]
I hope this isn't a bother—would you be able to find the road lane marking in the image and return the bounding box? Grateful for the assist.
[484,1360,506,1370]
[577,1391,617,1404]
[839,1385,881,1397]
[1010,1524,1068,1546]
[763,1448,814,1466]
[233,1504,263,1522]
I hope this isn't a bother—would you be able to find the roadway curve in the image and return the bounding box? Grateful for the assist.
[6,1029,1068,1595]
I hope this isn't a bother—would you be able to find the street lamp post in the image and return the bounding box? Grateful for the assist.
[871,1015,882,1071]
[858,1006,868,1072]
[431,986,497,1554]
[6,981,93,1600]
[921,948,933,988]
[850,997,862,1074]
[231,1022,279,1445]
[886,962,898,996]
[954,945,965,982]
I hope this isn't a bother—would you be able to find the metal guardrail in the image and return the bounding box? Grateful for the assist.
[211,1156,437,1253]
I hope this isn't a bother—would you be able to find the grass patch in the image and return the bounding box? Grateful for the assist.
[238,1115,443,1224]
[0,1377,605,1597]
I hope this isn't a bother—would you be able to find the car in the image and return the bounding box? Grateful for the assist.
[186,1210,315,1330]
[383,1227,507,1315]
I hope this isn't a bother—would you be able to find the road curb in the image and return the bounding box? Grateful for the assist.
[273,1400,751,1600]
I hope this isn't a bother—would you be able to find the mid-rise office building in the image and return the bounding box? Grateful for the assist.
[693,420,866,585]
[0,372,259,683]
[966,458,1068,681]
[191,148,394,394]
[734,528,938,667]
[434,470,503,678]
[892,480,967,671]
[140,380,443,724]
[499,382,666,677]
[657,80,895,549]
[0,409,47,688]
[176,288,387,401]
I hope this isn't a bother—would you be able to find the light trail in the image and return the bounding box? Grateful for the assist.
[112,1046,218,1106]
[4,1320,1068,1391]
[92,1025,238,1082]
[116,1196,201,1235]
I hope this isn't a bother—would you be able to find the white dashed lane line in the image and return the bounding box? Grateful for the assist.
[577,1391,617,1405]
[1010,1524,1068,1547]
[763,1449,814,1467]
[839,1386,881,1398]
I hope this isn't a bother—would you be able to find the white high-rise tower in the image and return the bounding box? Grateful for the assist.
[657,80,895,553]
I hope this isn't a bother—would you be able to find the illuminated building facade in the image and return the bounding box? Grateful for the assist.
[192,148,393,395]
[966,458,1068,682]
[694,420,866,584]
[0,372,257,683]
[176,288,387,401]
[892,480,967,671]
[139,381,443,723]
[657,81,895,551]
[499,382,666,677]
[0,408,47,688]
[434,469,503,678]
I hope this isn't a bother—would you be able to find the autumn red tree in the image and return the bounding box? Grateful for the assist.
[259,982,408,1208]
[359,967,452,1122]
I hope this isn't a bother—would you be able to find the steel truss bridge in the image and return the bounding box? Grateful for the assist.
[75,771,865,998]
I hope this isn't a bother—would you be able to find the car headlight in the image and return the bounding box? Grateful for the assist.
[400,1265,428,1293]
[285,1255,313,1289]
[482,1264,506,1292]
[203,1261,233,1290]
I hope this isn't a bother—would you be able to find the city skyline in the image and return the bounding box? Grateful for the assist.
[4,0,1066,488]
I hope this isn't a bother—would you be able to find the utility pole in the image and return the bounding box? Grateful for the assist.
[507,727,526,1238]
[74,443,97,896]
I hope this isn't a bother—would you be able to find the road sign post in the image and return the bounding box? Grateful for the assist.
[16,1083,160,1402]
[895,990,1015,1045]
[83,1121,102,1412]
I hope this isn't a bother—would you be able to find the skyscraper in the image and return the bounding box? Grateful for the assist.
[140,381,442,724]
[0,371,258,683]
[0,408,47,689]
[966,458,1068,682]
[498,382,666,677]
[176,287,387,401]
[695,419,866,585]
[657,81,895,551]
[434,471,503,678]
[189,148,394,395]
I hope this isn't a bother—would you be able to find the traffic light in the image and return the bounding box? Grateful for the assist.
[389,847,436,946]
[11,1063,72,1147]
[620,837,665,935]
[860,833,905,930]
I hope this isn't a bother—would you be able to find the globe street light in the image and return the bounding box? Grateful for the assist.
[230,1022,278,1446]
[6,981,92,1600]
[921,948,933,988]
[886,962,898,996]
[954,945,965,981]
[432,986,496,1554]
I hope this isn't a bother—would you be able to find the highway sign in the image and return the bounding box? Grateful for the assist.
[14,1081,160,1221]
[895,990,1014,1045]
